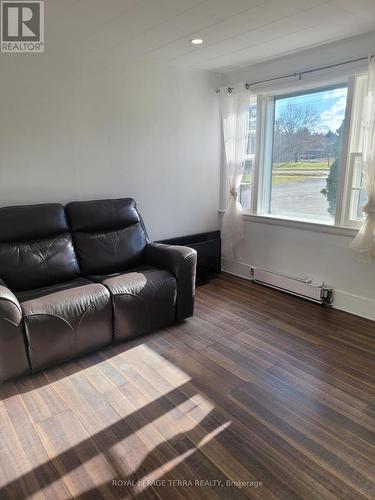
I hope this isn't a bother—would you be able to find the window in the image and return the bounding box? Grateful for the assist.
[240,71,369,230]
[264,85,348,224]
[239,97,257,209]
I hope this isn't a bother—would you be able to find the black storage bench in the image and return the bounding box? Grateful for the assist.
[158,231,221,285]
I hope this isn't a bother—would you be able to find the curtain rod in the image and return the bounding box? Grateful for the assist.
[216,55,371,93]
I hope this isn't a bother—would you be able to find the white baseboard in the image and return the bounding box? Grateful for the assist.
[333,290,375,322]
[221,258,375,322]
[221,258,253,279]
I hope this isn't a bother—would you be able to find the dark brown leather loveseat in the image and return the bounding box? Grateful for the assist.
[0,198,197,383]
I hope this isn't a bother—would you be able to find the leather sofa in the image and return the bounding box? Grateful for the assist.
[0,198,197,383]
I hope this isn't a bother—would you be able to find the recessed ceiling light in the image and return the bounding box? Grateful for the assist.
[191,38,203,45]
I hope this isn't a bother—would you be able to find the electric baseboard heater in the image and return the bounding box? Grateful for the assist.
[250,266,333,305]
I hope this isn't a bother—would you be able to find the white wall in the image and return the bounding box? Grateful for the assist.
[223,222,375,321]
[0,52,222,240]
[222,32,375,321]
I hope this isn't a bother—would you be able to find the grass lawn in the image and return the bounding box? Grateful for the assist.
[272,175,308,185]
[241,162,331,186]
[242,173,322,186]
[273,162,331,170]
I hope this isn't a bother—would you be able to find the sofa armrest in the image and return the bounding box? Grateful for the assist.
[143,243,197,321]
[0,279,30,382]
[0,279,22,324]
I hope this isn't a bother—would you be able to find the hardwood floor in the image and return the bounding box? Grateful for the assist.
[0,273,374,499]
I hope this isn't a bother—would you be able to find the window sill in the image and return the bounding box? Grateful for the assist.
[218,210,359,237]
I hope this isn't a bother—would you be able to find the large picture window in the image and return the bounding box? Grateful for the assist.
[269,85,348,224]
[241,71,368,230]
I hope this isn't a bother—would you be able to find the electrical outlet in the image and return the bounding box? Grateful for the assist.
[322,286,334,305]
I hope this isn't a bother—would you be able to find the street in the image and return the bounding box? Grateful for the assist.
[271,177,333,223]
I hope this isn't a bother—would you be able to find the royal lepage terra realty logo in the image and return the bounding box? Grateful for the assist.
[1,1,44,52]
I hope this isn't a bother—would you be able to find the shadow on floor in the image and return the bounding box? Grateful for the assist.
[0,380,237,499]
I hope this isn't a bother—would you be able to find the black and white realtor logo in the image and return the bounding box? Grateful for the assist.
[1,1,44,52]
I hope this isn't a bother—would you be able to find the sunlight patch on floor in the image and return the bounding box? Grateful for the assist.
[109,394,215,474]
[133,422,232,493]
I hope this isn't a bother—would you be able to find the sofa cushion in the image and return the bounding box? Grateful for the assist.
[0,203,68,242]
[19,278,112,371]
[93,265,177,341]
[66,198,148,276]
[0,204,80,292]
[16,278,89,302]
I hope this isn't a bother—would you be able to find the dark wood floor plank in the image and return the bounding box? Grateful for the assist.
[229,383,375,497]
[0,391,71,499]
[0,272,374,499]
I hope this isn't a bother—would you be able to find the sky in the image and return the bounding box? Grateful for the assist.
[275,86,348,134]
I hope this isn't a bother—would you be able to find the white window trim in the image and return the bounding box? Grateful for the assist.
[343,152,365,228]
[250,61,367,97]
[249,94,263,214]
[334,76,355,226]
[218,209,357,237]
[341,72,368,228]
[241,212,358,237]
[256,95,274,215]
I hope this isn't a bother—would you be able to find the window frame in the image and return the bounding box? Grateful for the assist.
[343,152,366,227]
[334,77,354,226]
[242,72,366,231]
[256,95,275,215]
[341,72,368,228]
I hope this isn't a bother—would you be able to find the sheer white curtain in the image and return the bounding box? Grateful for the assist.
[220,86,250,260]
[350,56,375,260]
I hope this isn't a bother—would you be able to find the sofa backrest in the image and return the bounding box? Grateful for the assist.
[0,204,80,291]
[66,198,149,276]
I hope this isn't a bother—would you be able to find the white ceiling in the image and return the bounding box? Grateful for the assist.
[49,0,375,72]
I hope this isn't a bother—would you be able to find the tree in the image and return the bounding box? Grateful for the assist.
[321,121,345,217]
[273,103,320,163]
[276,103,320,136]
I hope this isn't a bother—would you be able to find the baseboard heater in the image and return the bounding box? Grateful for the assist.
[250,266,333,305]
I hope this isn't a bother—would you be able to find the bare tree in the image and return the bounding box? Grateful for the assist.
[273,103,320,163]
[276,103,320,136]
